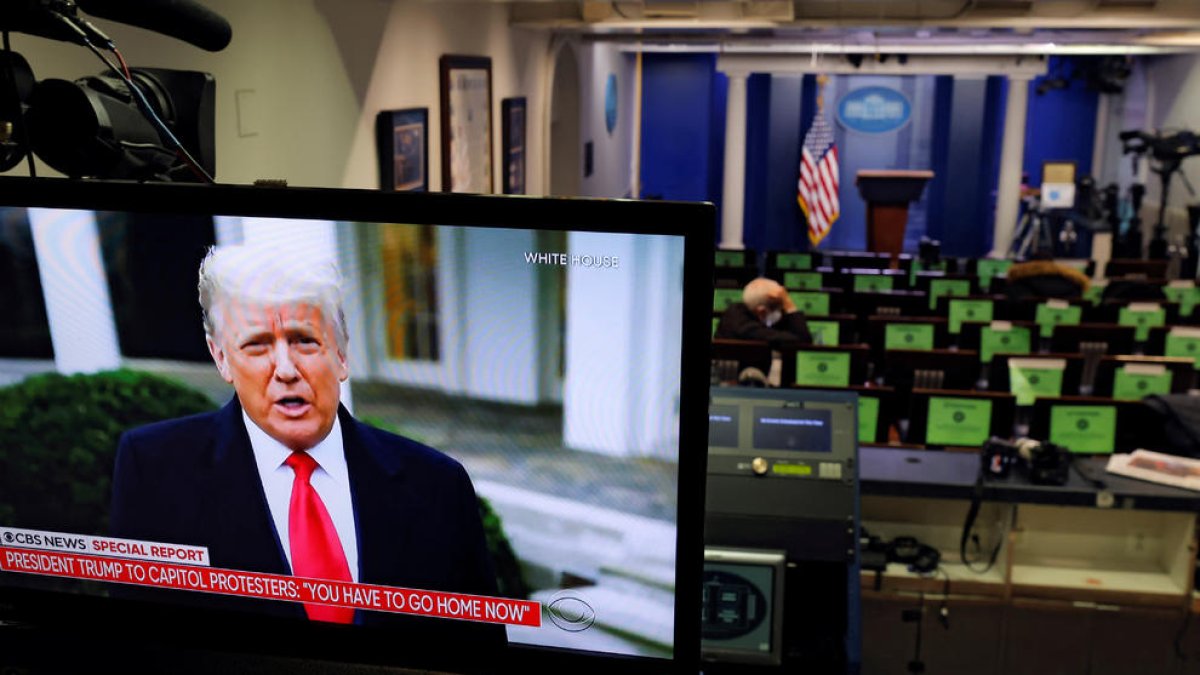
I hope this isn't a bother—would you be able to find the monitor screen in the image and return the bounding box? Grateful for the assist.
[751,408,833,453]
[0,178,711,673]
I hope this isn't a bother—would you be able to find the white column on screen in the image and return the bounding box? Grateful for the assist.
[628,235,684,460]
[212,216,244,246]
[992,75,1031,257]
[27,208,121,374]
[721,72,749,249]
[564,232,636,456]
[563,232,682,457]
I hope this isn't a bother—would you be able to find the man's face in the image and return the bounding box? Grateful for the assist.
[207,298,348,452]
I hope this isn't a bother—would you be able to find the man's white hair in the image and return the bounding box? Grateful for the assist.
[742,277,783,310]
[198,243,348,351]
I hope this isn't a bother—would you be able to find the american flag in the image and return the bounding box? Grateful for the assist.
[797,107,840,247]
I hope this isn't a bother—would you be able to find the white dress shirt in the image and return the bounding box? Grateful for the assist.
[243,411,359,582]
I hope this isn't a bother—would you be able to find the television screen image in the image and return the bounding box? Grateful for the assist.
[0,179,710,673]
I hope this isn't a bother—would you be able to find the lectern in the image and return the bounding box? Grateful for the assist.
[855,170,934,261]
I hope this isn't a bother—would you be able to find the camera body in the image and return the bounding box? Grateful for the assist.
[0,0,222,181]
[982,436,1070,487]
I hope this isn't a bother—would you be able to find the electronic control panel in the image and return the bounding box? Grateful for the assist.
[708,388,857,484]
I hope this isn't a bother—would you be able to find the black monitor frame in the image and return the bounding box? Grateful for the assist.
[0,176,714,675]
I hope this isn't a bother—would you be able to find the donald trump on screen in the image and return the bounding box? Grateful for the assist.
[109,242,502,644]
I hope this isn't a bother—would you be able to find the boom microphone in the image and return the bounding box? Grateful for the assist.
[0,0,90,45]
[77,0,231,51]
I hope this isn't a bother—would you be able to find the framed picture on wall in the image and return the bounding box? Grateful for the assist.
[439,55,493,193]
[375,108,428,192]
[501,97,526,195]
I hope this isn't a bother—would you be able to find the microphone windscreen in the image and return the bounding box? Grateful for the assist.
[78,0,231,52]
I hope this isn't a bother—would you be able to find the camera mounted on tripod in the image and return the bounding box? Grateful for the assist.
[1119,128,1200,261]
[0,0,230,182]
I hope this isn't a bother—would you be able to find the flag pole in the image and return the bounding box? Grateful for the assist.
[798,73,839,251]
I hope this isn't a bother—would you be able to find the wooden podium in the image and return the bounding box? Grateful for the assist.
[855,170,934,261]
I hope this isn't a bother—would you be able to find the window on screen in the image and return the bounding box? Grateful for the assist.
[97,212,216,362]
[380,224,441,362]
[0,208,53,359]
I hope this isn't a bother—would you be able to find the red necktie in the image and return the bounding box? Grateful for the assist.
[285,452,354,624]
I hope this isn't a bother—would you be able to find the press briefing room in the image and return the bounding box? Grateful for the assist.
[2,0,1200,674]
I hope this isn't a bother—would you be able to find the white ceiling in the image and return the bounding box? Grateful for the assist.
[507,0,1200,54]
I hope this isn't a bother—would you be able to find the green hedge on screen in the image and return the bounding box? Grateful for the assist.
[0,369,216,535]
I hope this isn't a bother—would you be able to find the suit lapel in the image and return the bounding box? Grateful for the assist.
[207,398,292,578]
[340,407,414,587]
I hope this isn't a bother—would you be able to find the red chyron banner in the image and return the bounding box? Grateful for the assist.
[0,547,540,627]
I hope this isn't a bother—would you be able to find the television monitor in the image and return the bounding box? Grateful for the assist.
[700,547,786,666]
[0,177,713,674]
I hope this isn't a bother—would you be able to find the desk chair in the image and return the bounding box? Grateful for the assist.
[1091,355,1196,397]
[884,349,982,391]
[778,344,871,388]
[1049,323,1137,356]
[711,339,772,386]
[1028,396,1152,455]
[905,388,1017,449]
[844,291,931,320]
[988,353,1086,397]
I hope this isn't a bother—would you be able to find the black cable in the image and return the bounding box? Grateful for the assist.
[960,471,1004,573]
[79,37,214,183]
[2,31,34,178]
[907,592,926,674]
[1174,607,1193,662]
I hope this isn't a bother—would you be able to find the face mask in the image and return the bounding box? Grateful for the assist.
[764,310,783,327]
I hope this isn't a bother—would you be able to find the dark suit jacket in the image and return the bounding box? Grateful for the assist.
[109,398,504,648]
[714,302,812,349]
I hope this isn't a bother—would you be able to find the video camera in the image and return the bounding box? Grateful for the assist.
[1120,129,1200,166]
[0,0,230,182]
[1119,128,1200,260]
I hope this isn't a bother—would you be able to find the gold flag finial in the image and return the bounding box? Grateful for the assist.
[815,74,829,111]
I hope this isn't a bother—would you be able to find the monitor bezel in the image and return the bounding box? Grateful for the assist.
[0,176,713,675]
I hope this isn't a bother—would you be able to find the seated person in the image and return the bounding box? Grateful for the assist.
[1006,253,1090,301]
[714,278,812,348]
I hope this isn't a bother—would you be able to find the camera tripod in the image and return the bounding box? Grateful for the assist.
[1120,129,1200,260]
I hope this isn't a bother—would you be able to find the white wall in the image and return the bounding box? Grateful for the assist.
[8,0,549,191]
[341,1,550,193]
[577,43,637,199]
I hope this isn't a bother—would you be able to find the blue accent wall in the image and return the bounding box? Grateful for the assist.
[762,76,805,253]
[937,78,994,257]
[925,76,953,246]
[982,76,1007,254]
[1023,57,1100,185]
[637,55,1097,256]
[639,53,722,205]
